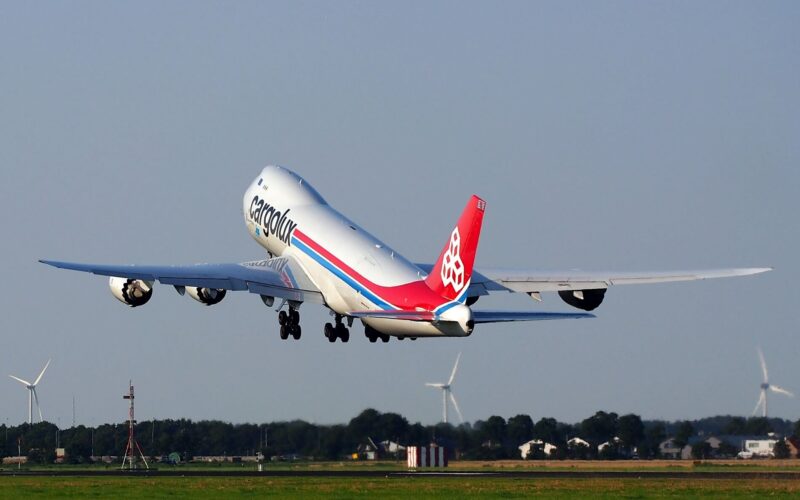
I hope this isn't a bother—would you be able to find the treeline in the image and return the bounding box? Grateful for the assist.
[1,410,798,464]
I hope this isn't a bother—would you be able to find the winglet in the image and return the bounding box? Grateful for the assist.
[425,195,485,301]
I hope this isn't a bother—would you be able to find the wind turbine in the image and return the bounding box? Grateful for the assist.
[9,359,51,424]
[753,348,793,418]
[426,352,464,424]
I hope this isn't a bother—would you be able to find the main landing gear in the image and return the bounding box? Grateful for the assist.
[364,324,391,343]
[278,307,301,340]
[324,314,350,343]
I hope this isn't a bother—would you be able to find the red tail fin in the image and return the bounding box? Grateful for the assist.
[425,195,485,301]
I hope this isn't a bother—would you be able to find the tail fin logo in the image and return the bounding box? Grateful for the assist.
[440,228,465,293]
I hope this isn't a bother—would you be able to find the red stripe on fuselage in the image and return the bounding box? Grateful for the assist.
[293,229,447,311]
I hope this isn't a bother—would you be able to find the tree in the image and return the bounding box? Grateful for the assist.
[480,416,507,448]
[723,417,747,435]
[533,418,562,446]
[378,413,409,444]
[672,421,694,451]
[641,422,666,459]
[745,417,773,436]
[507,415,534,446]
[567,441,591,460]
[525,442,547,460]
[318,424,346,459]
[598,442,621,460]
[793,418,800,438]
[617,414,644,453]
[691,441,712,460]
[348,409,382,443]
[26,447,55,465]
[773,440,791,459]
[717,442,739,458]
[580,411,618,448]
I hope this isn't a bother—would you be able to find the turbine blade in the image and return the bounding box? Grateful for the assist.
[448,352,461,386]
[758,347,768,383]
[425,383,444,388]
[752,390,765,416]
[449,392,464,423]
[33,388,43,422]
[770,385,795,398]
[33,359,51,386]
[9,375,31,386]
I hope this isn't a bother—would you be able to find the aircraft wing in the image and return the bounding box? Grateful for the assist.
[39,256,324,303]
[470,267,772,294]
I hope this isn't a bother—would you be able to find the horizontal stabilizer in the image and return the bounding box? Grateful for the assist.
[472,311,594,323]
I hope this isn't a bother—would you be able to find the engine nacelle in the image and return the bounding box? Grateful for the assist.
[109,277,153,307]
[186,286,226,306]
[558,288,606,311]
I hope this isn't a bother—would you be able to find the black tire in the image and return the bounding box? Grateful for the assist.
[381,334,390,343]
[324,323,333,339]
[292,325,301,340]
[368,335,377,343]
[341,328,350,343]
[290,309,300,325]
[279,325,289,340]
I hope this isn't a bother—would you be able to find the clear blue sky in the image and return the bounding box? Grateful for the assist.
[1,1,798,427]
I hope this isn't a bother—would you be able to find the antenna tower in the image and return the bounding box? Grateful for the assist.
[121,380,149,470]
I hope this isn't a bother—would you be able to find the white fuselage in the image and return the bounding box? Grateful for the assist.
[242,166,465,337]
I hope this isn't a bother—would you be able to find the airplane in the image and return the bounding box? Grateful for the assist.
[41,165,770,343]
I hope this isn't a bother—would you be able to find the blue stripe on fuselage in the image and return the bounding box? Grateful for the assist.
[291,236,395,310]
[433,283,470,316]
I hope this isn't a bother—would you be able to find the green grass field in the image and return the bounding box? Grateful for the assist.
[3,461,800,498]
[2,476,800,499]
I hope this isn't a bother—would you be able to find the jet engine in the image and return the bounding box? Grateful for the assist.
[558,288,606,311]
[109,276,153,307]
[186,286,227,306]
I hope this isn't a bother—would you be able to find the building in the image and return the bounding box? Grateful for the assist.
[597,437,621,453]
[567,437,590,448]
[659,439,689,459]
[518,439,558,459]
[1,456,27,465]
[659,435,781,460]
[354,437,380,460]
[379,440,406,455]
[740,439,779,458]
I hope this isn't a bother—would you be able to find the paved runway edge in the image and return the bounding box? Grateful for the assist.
[2,470,800,480]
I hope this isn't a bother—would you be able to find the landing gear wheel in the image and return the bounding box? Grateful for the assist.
[278,310,288,326]
[290,309,300,325]
[292,325,301,340]
[338,325,350,343]
[368,334,377,343]
[279,325,289,340]
[324,323,334,340]
[381,334,390,343]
